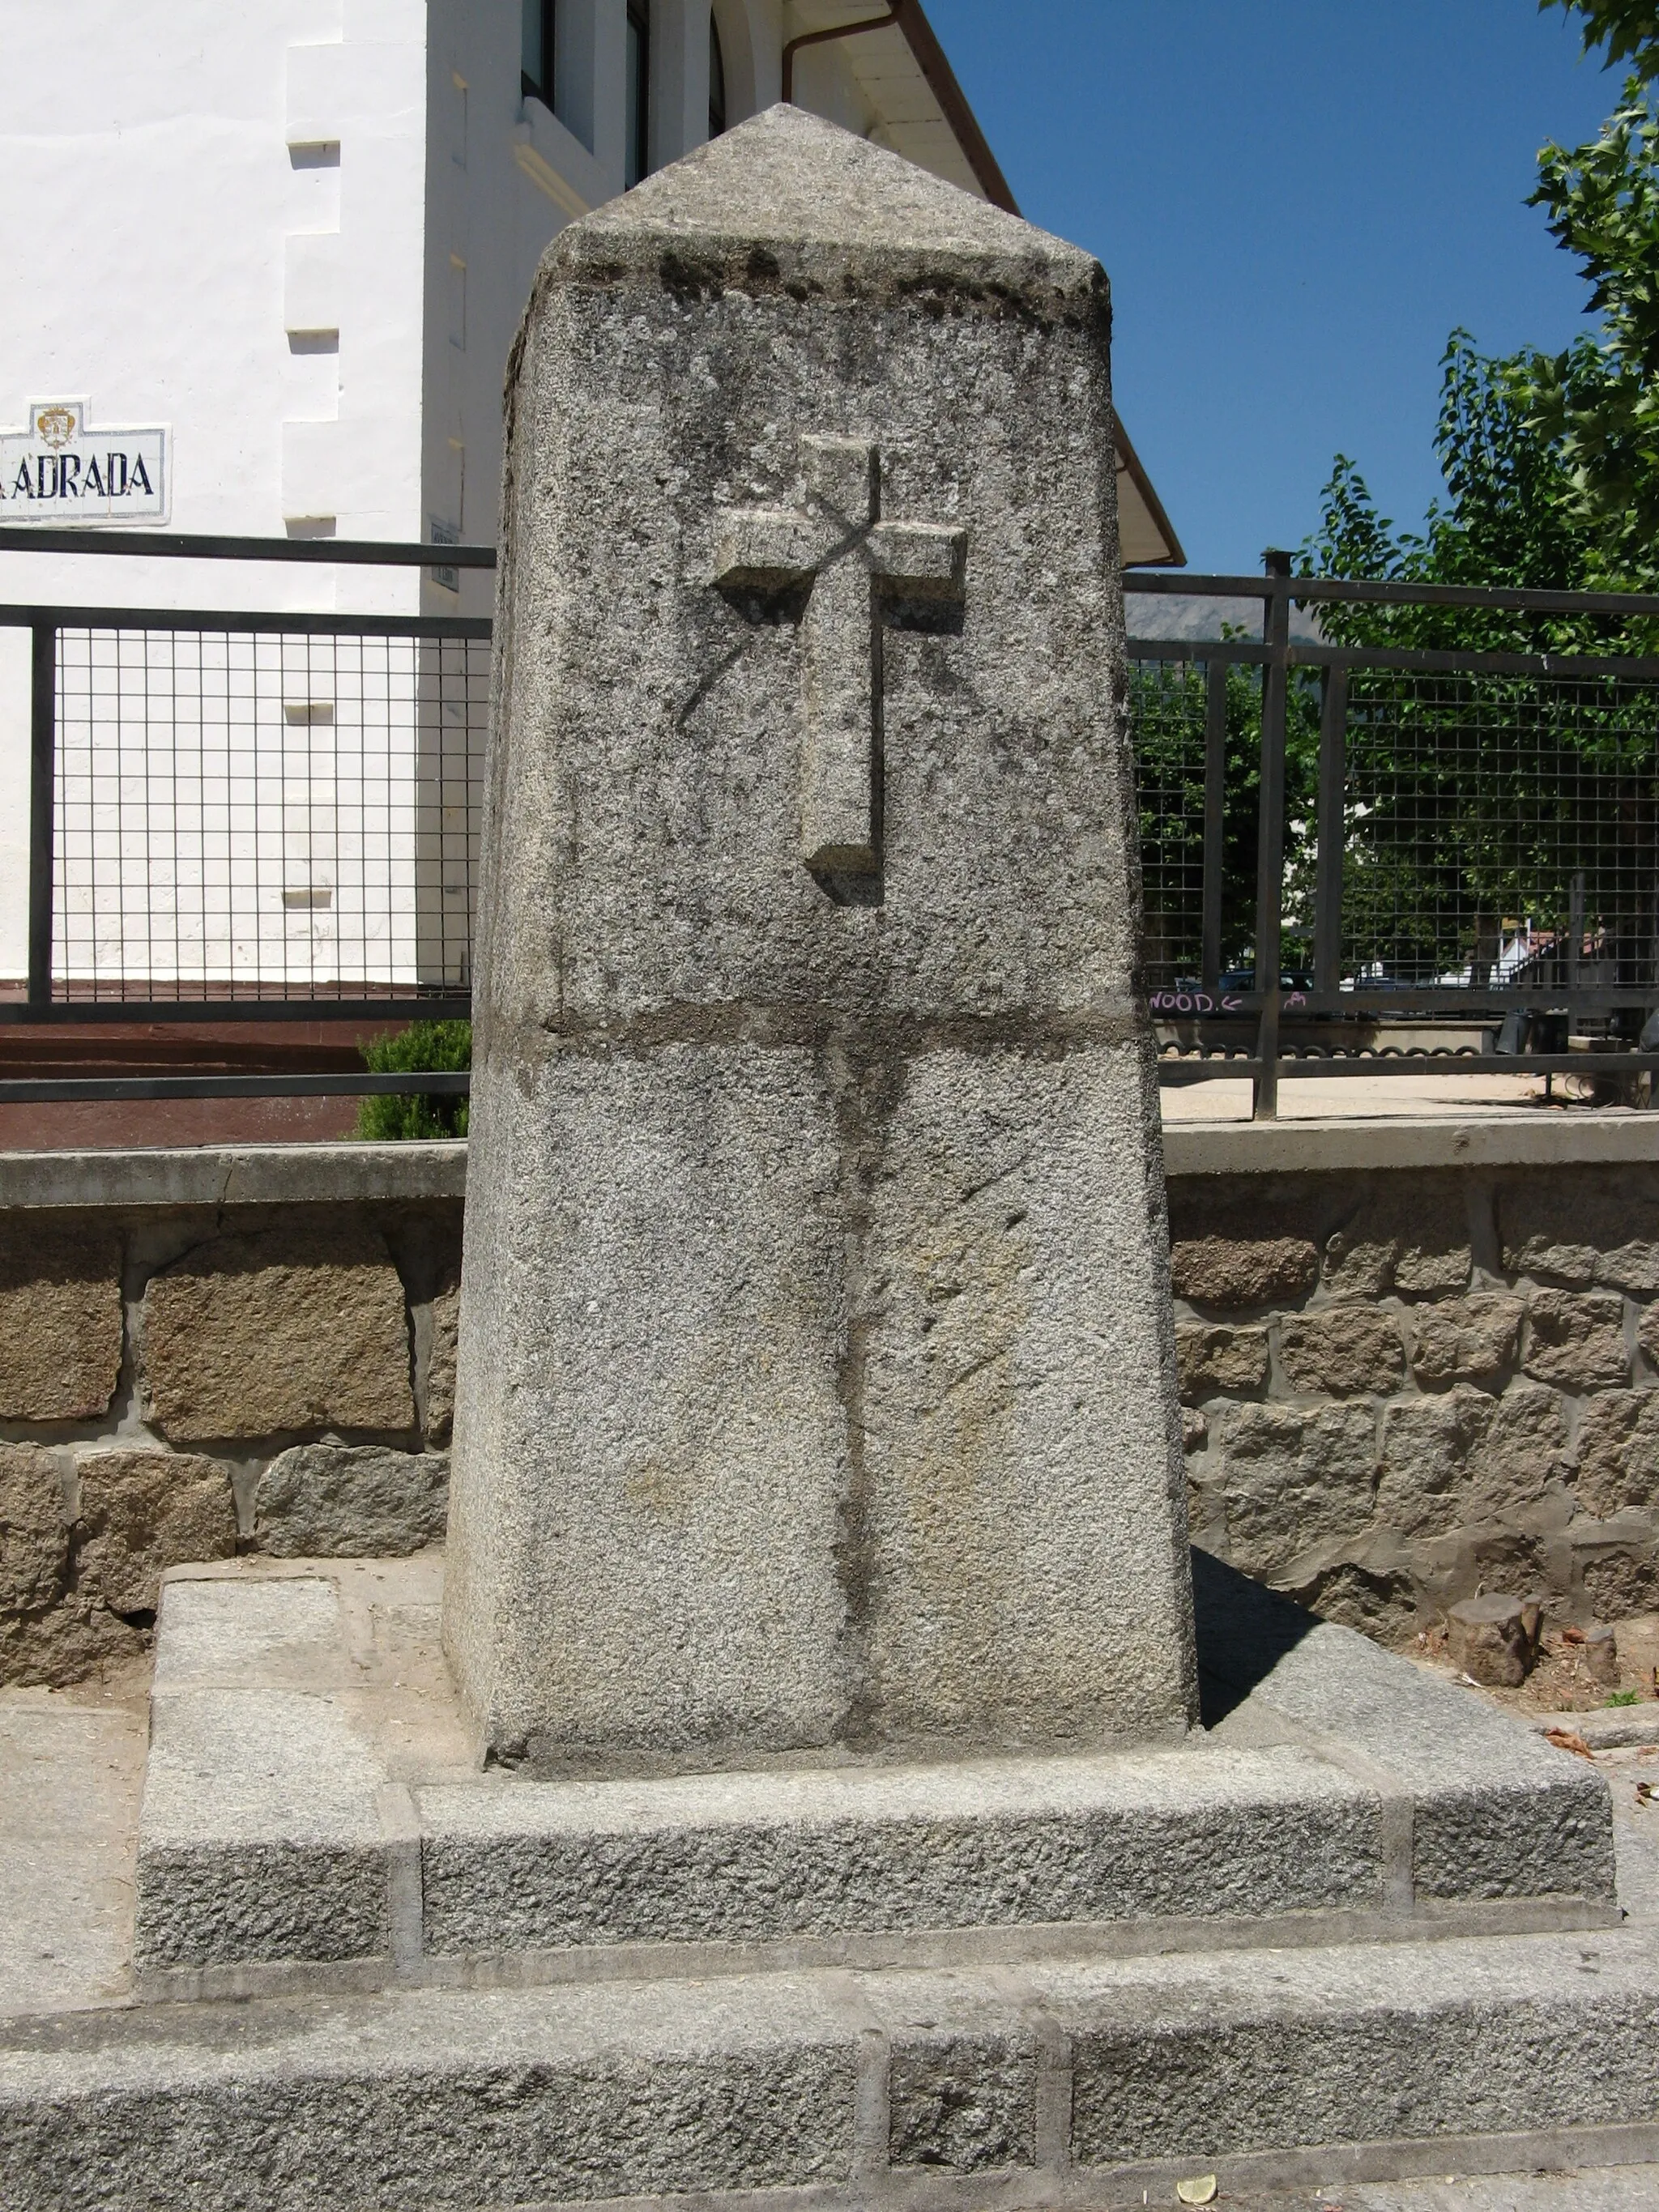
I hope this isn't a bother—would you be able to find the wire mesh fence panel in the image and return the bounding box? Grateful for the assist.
[1128,658,1209,989]
[1339,667,1659,995]
[27,584,1659,1036]
[1128,654,1276,993]
[53,628,486,1000]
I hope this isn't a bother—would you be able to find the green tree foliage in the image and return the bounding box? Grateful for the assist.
[1282,4,1659,990]
[1131,1,1659,995]
[354,1020,471,1141]
[1529,104,1659,575]
[1526,4,1659,581]
[1299,332,1630,650]
[1298,336,1658,988]
[1542,1,1659,88]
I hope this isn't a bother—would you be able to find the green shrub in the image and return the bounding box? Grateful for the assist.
[354,1020,471,1141]
[1604,1689,1640,1707]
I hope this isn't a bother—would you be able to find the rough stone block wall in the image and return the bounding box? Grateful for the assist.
[0,1201,460,1686]
[1173,1163,1659,1643]
[5,1146,1658,1686]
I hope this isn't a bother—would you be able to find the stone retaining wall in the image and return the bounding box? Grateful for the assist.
[1175,1154,1659,1645]
[0,1155,462,1686]
[3,1127,1658,1685]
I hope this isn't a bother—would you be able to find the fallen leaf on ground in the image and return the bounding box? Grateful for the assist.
[1562,1626,1587,1645]
[1637,1782,1653,1805]
[1545,1728,1597,1762]
[1175,2179,1218,2206]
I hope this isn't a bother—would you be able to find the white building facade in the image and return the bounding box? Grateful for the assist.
[0,0,1179,996]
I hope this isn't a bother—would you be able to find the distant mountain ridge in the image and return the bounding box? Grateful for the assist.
[1124,591,1324,643]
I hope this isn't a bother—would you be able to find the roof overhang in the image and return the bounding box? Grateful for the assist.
[783,0,1185,566]
[1112,420,1186,569]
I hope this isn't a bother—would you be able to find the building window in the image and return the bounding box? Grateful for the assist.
[709,13,727,138]
[522,0,554,106]
[625,1,650,186]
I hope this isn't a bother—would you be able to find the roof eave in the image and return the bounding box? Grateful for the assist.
[891,0,1020,215]
[888,2,1184,569]
[1115,419,1188,569]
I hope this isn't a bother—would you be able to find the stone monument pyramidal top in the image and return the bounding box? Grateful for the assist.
[443,103,1198,1775]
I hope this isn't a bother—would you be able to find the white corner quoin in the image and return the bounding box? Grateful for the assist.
[0,2,1181,991]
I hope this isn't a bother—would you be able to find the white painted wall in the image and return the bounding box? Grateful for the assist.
[0,0,935,984]
[0,0,431,616]
[0,0,434,981]
[424,0,895,622]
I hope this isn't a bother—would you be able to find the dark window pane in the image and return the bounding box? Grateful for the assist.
[709,14,727,137]
[522,0,552,103]
[626,1,649,185]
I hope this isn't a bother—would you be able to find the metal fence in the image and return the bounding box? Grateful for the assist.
[4,534,1659,1118]
[49,623,488,1003]
[1127,557,1659,1115]
[3,531,492,1025]
[0,531,492,1107]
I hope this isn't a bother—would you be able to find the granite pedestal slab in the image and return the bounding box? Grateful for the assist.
[132,1555,1615,2001]
[3,1553,1654,2210]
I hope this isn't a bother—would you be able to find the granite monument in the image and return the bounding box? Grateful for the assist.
[443,104,1197,1773]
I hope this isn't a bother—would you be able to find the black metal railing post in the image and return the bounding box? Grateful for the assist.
[1567,869,1585,1047]
[1252,552,1292,1119]
[27,621,55,1013]
[1201,656,1227,991]
[1313,664,1348,995]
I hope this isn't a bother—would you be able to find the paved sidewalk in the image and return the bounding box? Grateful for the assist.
[1160,1071,1619,1122]
[1224,2171,1659,2209]
[0,1689,144,2016]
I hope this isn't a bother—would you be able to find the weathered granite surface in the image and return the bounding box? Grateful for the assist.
[143,1223,413,1441]
[9,1924,1659,2210]
[6,1139,1659,1679]
[137,1576,397,1972]
[445,105,1196,1771]
[422,1272,461,1447]
[75,1450,237,1614]
[0,1225,122,1421]
[416,1742,1384,1956]
[0,1446,70,1625]
[130,1556,1615,1990]
[31,1540,1634,2203]
[1499,1174,1659,1292]
[254,1445,449,1558]
[1175,1163,1659,1638]
[0,1197,458,1686]
[0,1444,235,1686]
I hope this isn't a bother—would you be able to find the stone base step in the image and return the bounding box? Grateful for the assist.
[6,1920,1659,2210]
[133,1558,1617,1997]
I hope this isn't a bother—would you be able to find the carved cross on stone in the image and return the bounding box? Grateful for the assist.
[714,436,967,874]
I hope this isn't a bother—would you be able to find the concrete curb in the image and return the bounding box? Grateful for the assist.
[1163,1114,1659,1177]
[2,1119,1654,1208]
[0,1140,467,1208]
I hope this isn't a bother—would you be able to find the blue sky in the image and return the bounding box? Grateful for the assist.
[924,1,1622,573]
